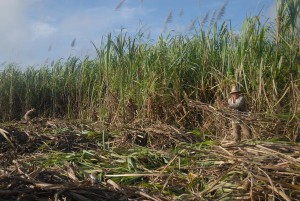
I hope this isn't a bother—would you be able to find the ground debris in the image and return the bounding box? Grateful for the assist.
[187,99,300,141]
[0,175,139,200]
[0,119,299,200]
[115,121,202,148]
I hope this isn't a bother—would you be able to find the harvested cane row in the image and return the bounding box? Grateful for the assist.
[187,99,300,141]
[0,120,300,200]
[178,142,300,200]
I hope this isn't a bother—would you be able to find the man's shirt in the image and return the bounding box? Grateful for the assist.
[228,96,247,112]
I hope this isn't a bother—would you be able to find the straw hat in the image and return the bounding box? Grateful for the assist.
[229,85,241,94]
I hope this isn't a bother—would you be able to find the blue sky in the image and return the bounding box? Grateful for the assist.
[0,0,275,67]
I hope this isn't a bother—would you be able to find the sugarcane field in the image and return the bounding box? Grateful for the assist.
[0,0,299,200]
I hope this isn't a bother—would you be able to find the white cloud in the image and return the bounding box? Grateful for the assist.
[0,0,40,64]
[31,21,57,39]
[0,1,27,44]
[0,0,155,66]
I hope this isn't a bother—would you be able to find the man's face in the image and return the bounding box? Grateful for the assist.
[231,92,239,99]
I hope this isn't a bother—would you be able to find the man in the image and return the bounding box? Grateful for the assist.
[228,85,251,142]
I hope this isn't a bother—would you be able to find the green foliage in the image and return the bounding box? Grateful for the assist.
[0,0,299,124]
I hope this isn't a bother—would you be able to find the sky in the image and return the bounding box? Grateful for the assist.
[0,0,276,68]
